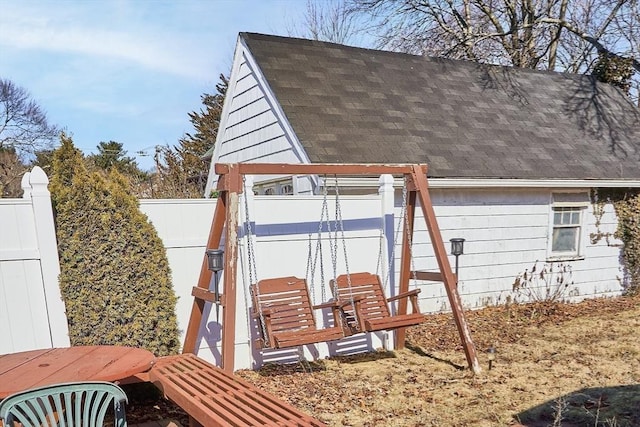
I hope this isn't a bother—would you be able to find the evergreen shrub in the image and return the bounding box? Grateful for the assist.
[50,135,180,356]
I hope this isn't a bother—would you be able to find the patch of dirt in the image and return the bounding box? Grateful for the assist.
[127,295,640,426]
[122,382,190,426]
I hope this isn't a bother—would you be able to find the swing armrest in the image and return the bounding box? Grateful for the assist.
[252,308,276,348]
[386,288,420,302]
[313,297,364,311]
[387,289,421,314]
[312,301,341,310]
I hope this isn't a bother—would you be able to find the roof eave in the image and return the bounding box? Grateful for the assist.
[330,177,640,189]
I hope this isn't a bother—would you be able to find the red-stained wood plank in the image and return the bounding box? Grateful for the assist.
[151,354,327,427]
[0,346,155,398]
[215,163,428,177]
[0,349,55,375]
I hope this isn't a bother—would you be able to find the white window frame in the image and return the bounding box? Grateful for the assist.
[254,178,295,195]
[279,183,294,195]
[546,192,589,261]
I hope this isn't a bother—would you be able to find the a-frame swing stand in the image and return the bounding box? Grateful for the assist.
[182,163,482,374]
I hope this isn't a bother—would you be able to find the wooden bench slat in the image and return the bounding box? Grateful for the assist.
[153,365,315,426]
[150,354,327,427]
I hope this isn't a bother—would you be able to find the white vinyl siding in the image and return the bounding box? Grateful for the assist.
[204,42,314,197]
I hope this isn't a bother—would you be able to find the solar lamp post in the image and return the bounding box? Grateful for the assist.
[206,249,224,322]
[449,238,465,285]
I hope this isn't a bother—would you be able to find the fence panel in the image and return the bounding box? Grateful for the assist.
[0,167,69,354]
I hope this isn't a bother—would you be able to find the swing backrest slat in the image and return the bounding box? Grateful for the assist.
[332,272,392,322]
[252,277,319,334]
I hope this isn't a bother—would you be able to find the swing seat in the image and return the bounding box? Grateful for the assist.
[251,276,350,349]
[331,272,425,333]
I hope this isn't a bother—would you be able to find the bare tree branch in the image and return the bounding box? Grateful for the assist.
[0,78,59,159]
[347,0,640,103]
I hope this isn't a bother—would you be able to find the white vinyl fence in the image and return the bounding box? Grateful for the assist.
[0,167,69,354]
[2,169,625,371]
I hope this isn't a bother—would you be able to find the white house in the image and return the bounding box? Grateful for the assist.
[203,32,640,311]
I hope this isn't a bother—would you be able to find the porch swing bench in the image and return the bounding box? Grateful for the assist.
[332,272,425,333]
[251,276,352,349]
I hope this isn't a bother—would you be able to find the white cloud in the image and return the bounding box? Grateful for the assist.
[0,1,213,81]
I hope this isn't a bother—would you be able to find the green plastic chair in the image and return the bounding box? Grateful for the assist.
[0,381,127,427]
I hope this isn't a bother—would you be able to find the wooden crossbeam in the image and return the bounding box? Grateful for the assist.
[215,163,428,176]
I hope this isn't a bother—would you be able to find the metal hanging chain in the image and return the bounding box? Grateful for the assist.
[244,177,258,286]
[307,177,330,305]
[305,233,313,283]
[328,177,338,286]
[238,237,253,347]
[306,234,317,305]
[333,175,359,327]
[384,177,408,291]
[243,176,268,344]
[307,230,327,305]
[318,180,331,302]
[334,178,351,281]
[404,183,418,284]
[375,225,385,279]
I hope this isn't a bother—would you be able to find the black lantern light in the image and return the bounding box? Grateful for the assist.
[206,249,224,272]
[206,249,224,321]
[450,238,465,257]
[449,238,465,285]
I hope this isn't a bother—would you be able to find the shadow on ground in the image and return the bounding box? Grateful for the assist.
[516,384,640,427]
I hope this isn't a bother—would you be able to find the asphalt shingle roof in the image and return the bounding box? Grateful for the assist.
[241,33,640,180]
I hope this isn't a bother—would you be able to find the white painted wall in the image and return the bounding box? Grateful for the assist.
[0,167,69,355]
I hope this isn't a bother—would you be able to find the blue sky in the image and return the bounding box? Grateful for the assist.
[0,0,309,171]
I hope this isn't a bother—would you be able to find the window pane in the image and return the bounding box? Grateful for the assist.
[571,211,580,224]
[552,227,578,252]
[554,212,562,224]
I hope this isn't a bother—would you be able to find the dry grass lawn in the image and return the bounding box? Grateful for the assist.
[236,296,640,426]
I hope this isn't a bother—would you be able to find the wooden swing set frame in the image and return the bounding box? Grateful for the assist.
[182,163,481,374]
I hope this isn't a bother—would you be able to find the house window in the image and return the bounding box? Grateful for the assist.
[548,192,589,260]
[255,180,294,195]
[280,184,294,195]
[552,207,581,252]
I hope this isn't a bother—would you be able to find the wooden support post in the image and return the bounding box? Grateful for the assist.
[395,186,416,348]
[182,167,242,373]
[220,167,242,373]
[182,191,227,355]
[410,165,481,374]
